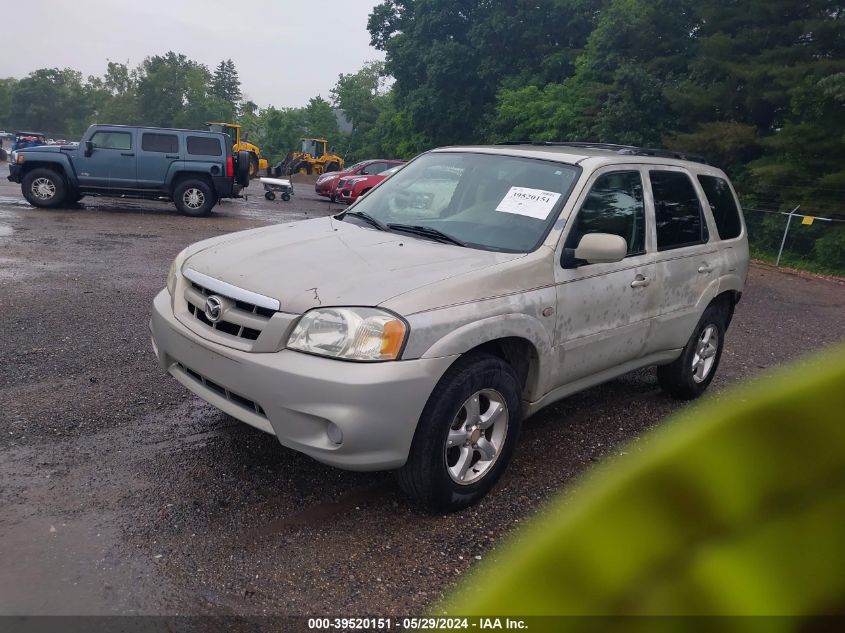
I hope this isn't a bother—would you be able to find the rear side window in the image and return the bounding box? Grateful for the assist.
[186,136,222,156]
[650,170,708,251]
[142,133,179,154]
[569,171,646,256]
[698,175,742,240]
[90,131,132,150]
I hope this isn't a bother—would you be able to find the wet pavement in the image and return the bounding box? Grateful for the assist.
[1,163,844,616]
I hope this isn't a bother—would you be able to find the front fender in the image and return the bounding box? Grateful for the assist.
[417,312,552,360]
[19,154,77,187]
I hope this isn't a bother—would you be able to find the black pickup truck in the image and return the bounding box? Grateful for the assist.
[8,124,251,216]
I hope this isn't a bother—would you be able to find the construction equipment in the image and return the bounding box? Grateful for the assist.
[274,138,344,177]
[207,122,268,178]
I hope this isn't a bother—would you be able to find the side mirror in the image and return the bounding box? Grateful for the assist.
[84,141,94,157]
[573,233,628,265]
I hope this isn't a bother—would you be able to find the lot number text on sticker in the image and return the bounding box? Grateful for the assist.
[495,187,562,220]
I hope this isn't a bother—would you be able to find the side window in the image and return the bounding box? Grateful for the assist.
[650,170,708,250]
[141,133,179,154]
[568,171,646,257]
[369,163,388,175]
[90,131,132,150]
[698,175,742,240]
[186,136,223,156]
[361,163,374,175]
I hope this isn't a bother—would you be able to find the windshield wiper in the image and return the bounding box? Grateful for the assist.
[387,223,467,247]
[341,210,389,231]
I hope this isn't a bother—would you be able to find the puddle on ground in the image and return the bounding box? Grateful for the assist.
[0,513,153,615]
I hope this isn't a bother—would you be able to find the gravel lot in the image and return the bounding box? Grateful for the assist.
[1,162,843,617]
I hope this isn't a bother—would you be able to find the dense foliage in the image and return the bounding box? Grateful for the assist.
[1,1,843,271]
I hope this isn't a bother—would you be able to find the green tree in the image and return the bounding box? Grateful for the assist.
[368,0,601,148]
[8,68,91,135]
[0,77,18,129]
[136,52,216,128]
[330,61,386,132]
[210,59,242,118]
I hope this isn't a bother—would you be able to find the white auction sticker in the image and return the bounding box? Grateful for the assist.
[495,186,562,220]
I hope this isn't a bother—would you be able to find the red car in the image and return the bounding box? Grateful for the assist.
[314,159,404,202]
[338,164,405,205]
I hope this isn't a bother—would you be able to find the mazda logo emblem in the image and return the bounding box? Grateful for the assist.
[204,295,224,323]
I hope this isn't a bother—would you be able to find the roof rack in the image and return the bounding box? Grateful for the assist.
[498,140,709,165]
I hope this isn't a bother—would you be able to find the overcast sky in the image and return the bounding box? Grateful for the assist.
[0,0,385,108]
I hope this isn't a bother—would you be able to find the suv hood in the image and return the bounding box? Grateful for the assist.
[183,217,522,314]
[17,145,62,154]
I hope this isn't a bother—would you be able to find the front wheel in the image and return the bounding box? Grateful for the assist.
[281,192,291,201]
[22,168,67,208]
[396,353,522,513]
[264,191,276,201]
[657,305,726,400]
[173,179,216,217]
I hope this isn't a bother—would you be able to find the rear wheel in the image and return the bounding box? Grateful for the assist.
[22,168,67,208]
[658,305,726,400]
[396,353,522,513]
[264,191,275,201]
[173,179,216,217]
[248,154,259,178]
[281,192,291,201]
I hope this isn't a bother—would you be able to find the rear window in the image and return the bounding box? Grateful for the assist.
[698,175,742,240]
[142,133,179,154]
[650,170,708,251]
[186,136,222,156]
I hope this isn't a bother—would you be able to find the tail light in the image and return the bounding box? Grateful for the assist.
[226,155,234,178]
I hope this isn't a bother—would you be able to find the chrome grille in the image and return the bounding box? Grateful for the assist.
[177,363,266,417]
[184,281,274,341]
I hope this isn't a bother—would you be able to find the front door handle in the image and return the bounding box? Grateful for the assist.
[121,152,135,157]
[631,274,651,288]
[166,154,180,159]
[698,264,714,274]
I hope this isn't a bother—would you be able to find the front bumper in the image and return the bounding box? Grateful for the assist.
[8,163,22,182]
[150,289,457,471]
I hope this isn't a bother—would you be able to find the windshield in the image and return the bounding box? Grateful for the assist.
[348,152,580,252]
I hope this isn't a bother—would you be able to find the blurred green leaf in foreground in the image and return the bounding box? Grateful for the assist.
[444,344,845,627]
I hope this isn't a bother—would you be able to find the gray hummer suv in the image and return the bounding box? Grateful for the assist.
[150,142,749,511]
[8,124,250,216]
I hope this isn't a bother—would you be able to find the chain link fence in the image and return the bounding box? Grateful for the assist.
[743,207,845,276]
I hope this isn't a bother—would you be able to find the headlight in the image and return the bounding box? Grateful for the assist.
[287,308,408,361]
[166,248,189,295]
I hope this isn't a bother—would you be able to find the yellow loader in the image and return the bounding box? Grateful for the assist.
[274,138,344,176]
[207,122,268,178]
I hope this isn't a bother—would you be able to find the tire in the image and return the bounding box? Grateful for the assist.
[657,305,727,400]
[281,192,291,201]
[248,154,259,178]
[264,191,275,201]
[173,179,216,217]
[290,161,312,176]
[396,353,522,513]
[325,161,340,173]
[236,150,251,187]
[22,168,67,208]
[330,194,337,203]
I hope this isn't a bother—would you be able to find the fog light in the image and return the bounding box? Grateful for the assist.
[326,422,343,445]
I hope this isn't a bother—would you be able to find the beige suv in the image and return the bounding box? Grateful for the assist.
[150,142,748,511]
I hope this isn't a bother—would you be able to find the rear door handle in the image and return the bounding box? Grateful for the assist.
[166,154,180,159]
[698,264,714,274]
[121,152,135,157]
[631,274,650,288]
